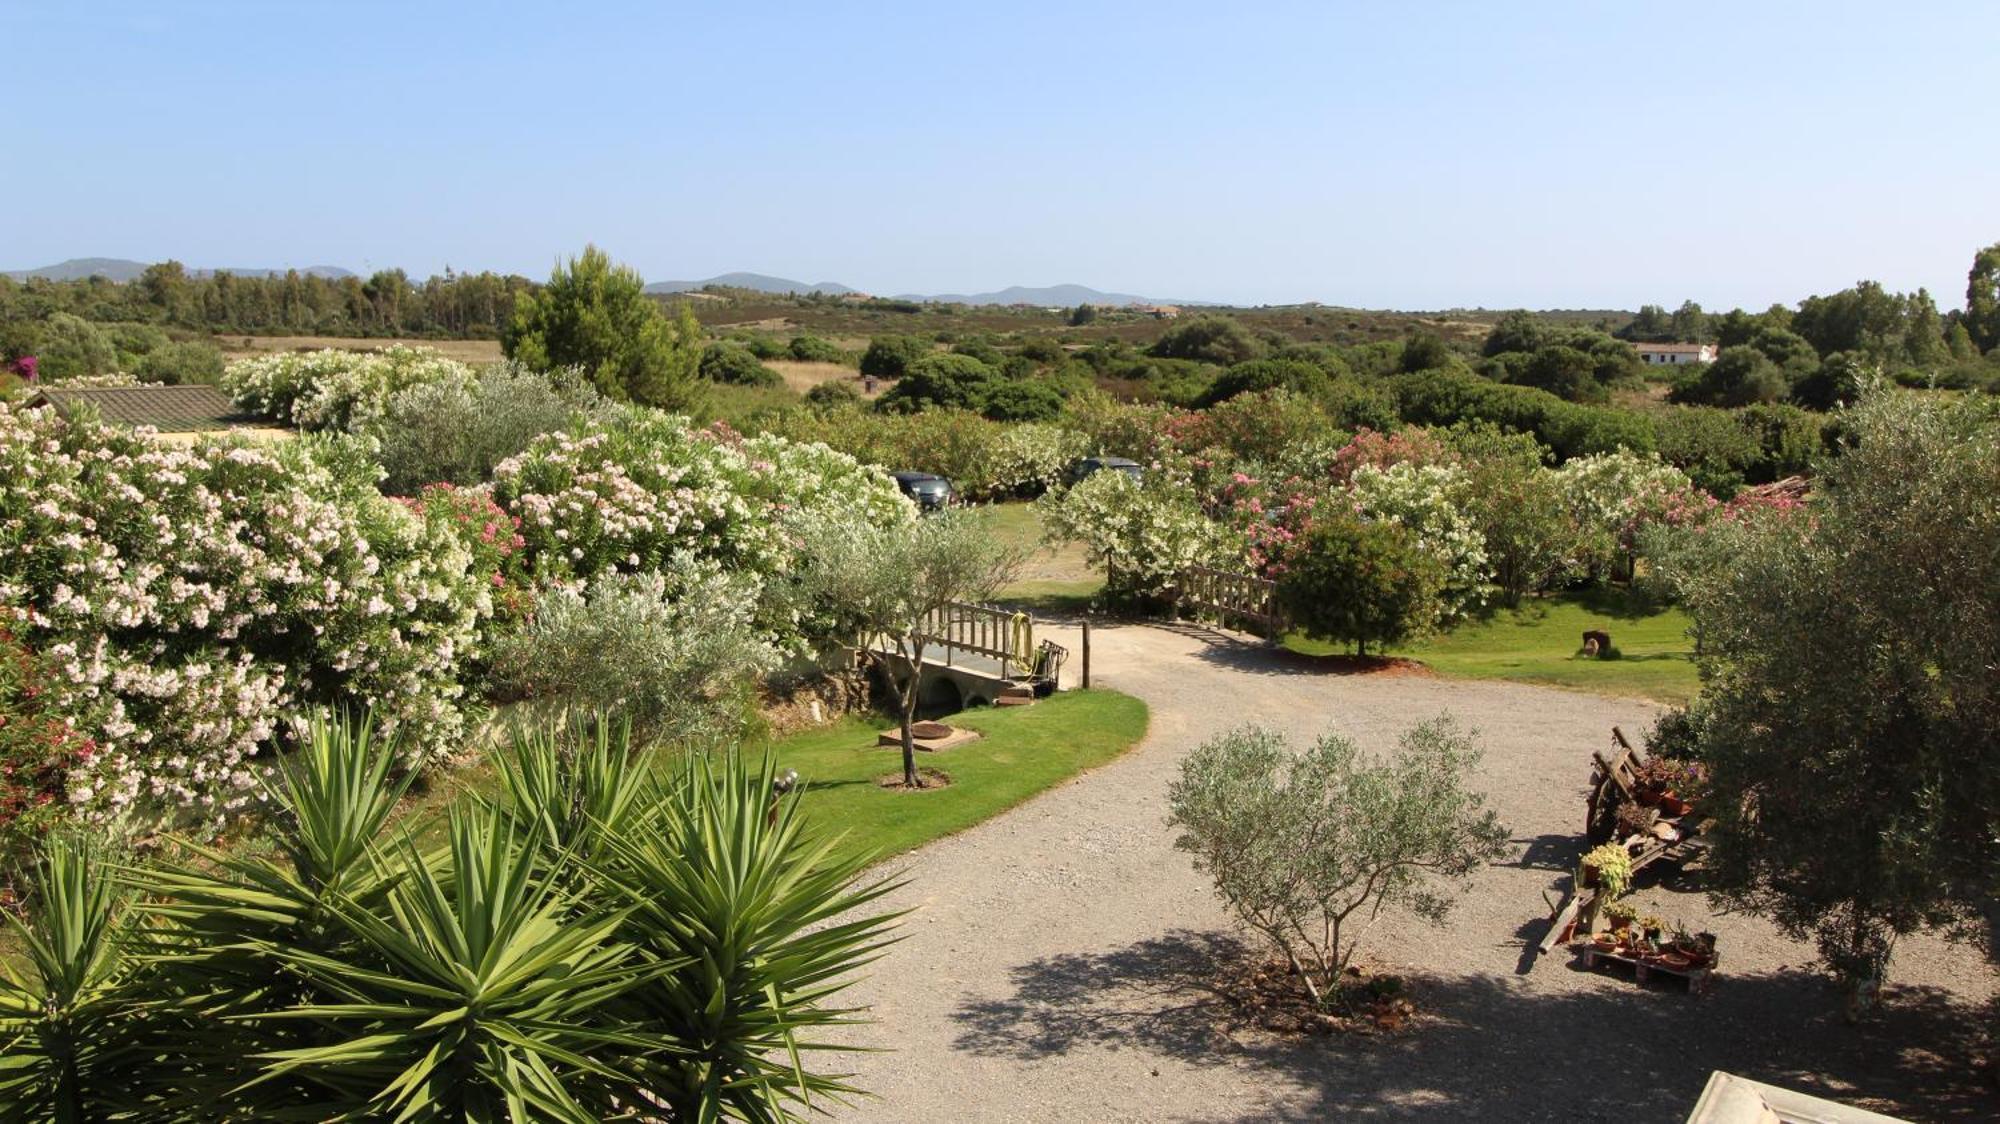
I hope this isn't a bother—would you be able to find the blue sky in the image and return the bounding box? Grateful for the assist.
[5,1,1996,309]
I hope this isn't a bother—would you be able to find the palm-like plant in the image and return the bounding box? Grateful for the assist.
[490,717,658,862]
[0,833,147,1122]
[591,755,904,1121]
[16,709,903,1121]
[249,806,674,1121]
[134,711,417,1114]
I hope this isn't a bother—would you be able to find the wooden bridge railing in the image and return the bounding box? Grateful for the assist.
[909,601,1035,679]
[1172,565,1286,639]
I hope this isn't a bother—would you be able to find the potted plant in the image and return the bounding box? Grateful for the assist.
[1634,756,1709,816]
[1581,842,1633,899]
[1603,900,1638,933]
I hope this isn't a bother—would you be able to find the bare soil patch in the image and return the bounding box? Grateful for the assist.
[877,768,953,791]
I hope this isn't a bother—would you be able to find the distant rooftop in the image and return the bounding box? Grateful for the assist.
[24,384,257,433]
[1633,342,1713,353]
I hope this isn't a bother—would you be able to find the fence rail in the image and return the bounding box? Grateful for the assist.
[1174,565,1286,639]
[909,601,1034,678]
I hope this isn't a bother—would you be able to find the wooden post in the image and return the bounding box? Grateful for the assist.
[1081,620,1091,689]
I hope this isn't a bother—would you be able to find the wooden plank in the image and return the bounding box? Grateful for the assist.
[1540,890,1590,954]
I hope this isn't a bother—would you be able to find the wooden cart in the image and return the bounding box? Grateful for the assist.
[1536,727,1709,958]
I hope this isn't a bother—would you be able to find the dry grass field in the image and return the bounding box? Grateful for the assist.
[766,359,881,399]
[213,335,505,363]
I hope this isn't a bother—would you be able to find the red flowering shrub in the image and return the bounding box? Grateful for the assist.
[1327,427,1453,486]
[0,608,97,863]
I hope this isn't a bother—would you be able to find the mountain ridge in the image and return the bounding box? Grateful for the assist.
[646,271,1203,307]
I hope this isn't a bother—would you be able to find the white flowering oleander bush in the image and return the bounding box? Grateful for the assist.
[1038,470,1244,601]
[221,346,474,432]
[0,405,489,829]
[983,422,1090,498]
[1348,462,1490,622]
[491,410,911,650]
[1554,451,1704,574]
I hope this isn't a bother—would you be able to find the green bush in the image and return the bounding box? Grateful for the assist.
[978,377,1065,422]
[877,352,1000,414]
[32,313,117,380]
[699,341,782,387]
[1167,717,1507,1006]
[788,334,850,364]
[804,378,862,407]
[365,361,605,494]
[1198,358,1329,406]
[490,571,776,748]
[859,333,930,380]
[134,339,224,385]
[1276,515,1447,656]
[1150,315,1265,365]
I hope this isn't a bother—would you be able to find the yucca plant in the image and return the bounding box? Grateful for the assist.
[590,754,904,1121]
[133,710,418,1114]
[489,716,659,863]
[246,805,677,1121]
[0,833,148,1123]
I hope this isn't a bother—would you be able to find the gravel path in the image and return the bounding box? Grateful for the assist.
[823,621,1995,1122]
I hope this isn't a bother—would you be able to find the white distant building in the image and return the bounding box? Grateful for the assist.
[1635,342,1718,366]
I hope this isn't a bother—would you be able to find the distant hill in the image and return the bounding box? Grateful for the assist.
[645,272,1203,307]
[3,258,356,282]
[645,272,858,297]
[893,282,1203,308]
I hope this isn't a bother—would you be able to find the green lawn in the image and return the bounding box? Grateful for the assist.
[977,502,1105,611]
[749,688,1149,865]
[1284,587,1700,703]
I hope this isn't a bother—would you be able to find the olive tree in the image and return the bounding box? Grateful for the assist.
[1679,389,2000,1018]
[1167,717,1508,1006]
[793,508,1023,788]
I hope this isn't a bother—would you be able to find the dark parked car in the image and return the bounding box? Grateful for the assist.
[1066,456,1144,486]
[891,471,954,511]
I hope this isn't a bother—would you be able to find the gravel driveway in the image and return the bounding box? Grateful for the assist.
[822,621,1995,1122]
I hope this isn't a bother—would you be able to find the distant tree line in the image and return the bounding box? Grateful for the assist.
[0,261,535,338]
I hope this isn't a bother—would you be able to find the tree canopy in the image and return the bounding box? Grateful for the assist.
[503,245,703,410]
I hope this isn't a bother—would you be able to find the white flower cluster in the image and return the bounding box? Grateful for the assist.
[0,405,490,828]
[492,410,910,651]
[220,346,475,432]
[984,423,1091,498]
[1038,470,1242,599]
[1348,463,1491,623]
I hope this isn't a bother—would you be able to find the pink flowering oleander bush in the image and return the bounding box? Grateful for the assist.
[492,408,910,650]
[0,405,489,829]
[220,346,474,432]
[0,606,104,863]
[394,483,532,623]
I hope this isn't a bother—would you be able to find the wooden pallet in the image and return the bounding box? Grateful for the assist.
[1578,943,1718,995]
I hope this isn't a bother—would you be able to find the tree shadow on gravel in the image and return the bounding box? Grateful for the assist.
[950,928,1995,1122]
[1174,630,1435,681]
